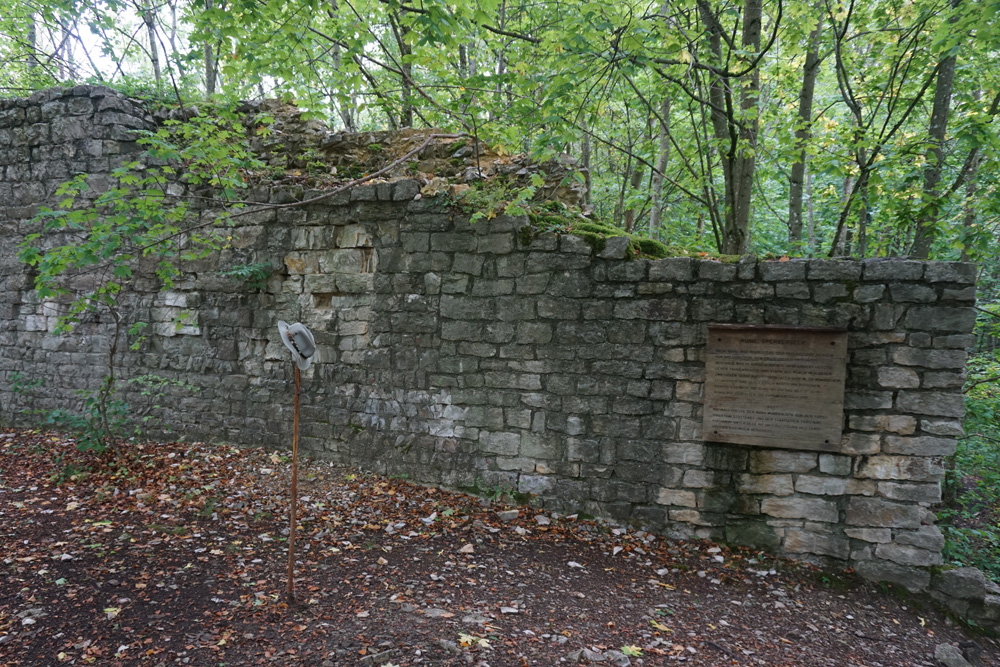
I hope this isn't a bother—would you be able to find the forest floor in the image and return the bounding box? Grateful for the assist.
[0,430,996,667]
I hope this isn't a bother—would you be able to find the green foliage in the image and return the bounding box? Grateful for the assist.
[219,262,273,291]
[40,374,198,455]
[19,109,263,333]
[942,264,1000,581]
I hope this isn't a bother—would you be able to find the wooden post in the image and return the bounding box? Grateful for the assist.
[286,365,301,603]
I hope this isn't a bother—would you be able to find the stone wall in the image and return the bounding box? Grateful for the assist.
[1,87,991,624]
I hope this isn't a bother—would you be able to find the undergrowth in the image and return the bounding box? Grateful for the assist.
[941,288,1000,582]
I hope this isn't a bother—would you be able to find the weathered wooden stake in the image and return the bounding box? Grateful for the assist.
[286,365,301,604]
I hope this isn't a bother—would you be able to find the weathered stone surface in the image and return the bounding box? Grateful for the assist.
[737,474,794,496]
[855,456,944,482]
[884,435,956,456]
[784,528,850,559]
[0,87,978,604]
[748,450,817,474]
[875,541,942,567]
[845,497,921,528]
[932,568,1000,600]
[853,559,930,593]
[878,481,942,504]
[896,391,965,418]
[760,496,838,523]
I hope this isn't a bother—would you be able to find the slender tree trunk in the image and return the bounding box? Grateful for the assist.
[615,155,631,227]
[806,167,816,253]
[650,97,672,236]
[959,150,980,262]
[699,0,762,254]
[388,12,413,127]
[581,118,592,207]
[911,0,962,258]
[788,21,822,246]
[203,0,217,96]
[27,13,39,71]
[141,0,162,95]
[329,0,355,130]
[623,160,646,233]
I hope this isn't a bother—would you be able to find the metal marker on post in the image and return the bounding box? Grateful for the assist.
[277,321,316,604]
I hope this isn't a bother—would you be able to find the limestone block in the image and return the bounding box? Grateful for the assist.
[479,431,520,456]
[895,525,945,551]
[839,432,881,455]
[337,224,371,248]
[784,528,849,559]
[749,450,817,473]
[818,454,853,476]
[903,306,976,333]
[848,415,916,435]
[760,496,838,523]
[808,259,862,280]
[889,284,937,303]
[857,456,944,482]
[668,509,720,526]
[932,568,1000,600]
[759,260,806,281]
[656,488,697,507]
[923,262,977,284]
[892,347,967,369]
[284,251,320,274]
[682,469,725,489]
[649,257,694,282]
[877,481,941,504]
[876,367,920,389]
[884,435,956,456]
[697,261,737,281]
[845,527,892,543]
[812,282,848,303]
[922,371,965,389]
[662,442,704,466]
[875,542,942,567]
[920,419,964,436]
[845,497,921,528]
[738,474,794,496]
[775,282,811,299]
[795,475,848,496]
[518,474,554,495]
[862,258,924,281]
[896,391,965,418]
[853,559,930,593]
[854,284,885,303]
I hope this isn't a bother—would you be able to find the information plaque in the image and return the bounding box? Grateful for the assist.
[702,324,848,452]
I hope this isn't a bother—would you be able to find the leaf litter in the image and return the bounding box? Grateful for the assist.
[0,430,996,666]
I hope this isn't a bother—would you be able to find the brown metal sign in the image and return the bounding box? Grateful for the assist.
[702,324,848,452]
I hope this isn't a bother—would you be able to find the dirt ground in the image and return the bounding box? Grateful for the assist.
[0,430,996,666]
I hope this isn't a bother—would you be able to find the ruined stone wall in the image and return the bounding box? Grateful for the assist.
[1,88,989,619]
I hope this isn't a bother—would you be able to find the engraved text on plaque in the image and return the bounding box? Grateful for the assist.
[702,325,848,452]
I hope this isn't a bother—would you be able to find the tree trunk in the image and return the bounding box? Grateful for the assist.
[581,118,592,207]
[788,20,822,247]
[27,13,38,71]
[806,167,816,253]
[650,97,672,237]
[960,150,980,261]
[911,0,962,258]
[204,0,217,96]
[699,0,762,254]
[389,12,413,128]
[623,160,646,233]
[141,1,162,95]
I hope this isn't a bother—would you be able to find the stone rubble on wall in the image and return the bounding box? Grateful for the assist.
[0,86,993,632]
